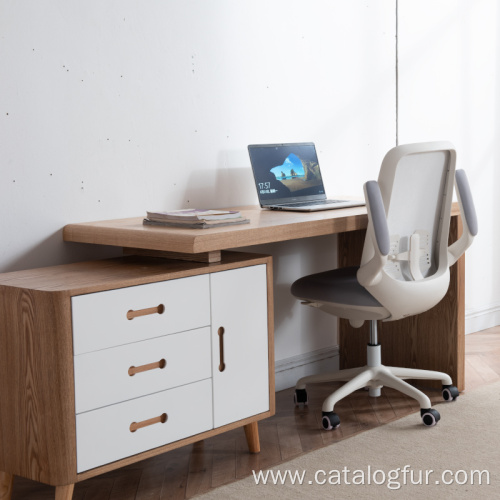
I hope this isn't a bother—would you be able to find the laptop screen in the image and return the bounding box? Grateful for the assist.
[248,143,327,206]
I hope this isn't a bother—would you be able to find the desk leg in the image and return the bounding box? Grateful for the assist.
[338,216,465,391]
[55,484,74,500]
[0,472,13,500]
[244,422,261,453]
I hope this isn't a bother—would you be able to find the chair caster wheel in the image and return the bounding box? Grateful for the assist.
[321,411,340,430]
[294,389,308,407]
[421,408,440,426]
[442,384,459,401]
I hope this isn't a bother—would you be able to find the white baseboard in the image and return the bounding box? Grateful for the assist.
[465,304,500,334]
[275,346,339,392]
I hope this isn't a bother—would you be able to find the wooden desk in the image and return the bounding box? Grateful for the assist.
[63,205,370,263]
[64,204,465,394]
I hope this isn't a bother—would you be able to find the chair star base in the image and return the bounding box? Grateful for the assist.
[294,321,458,428]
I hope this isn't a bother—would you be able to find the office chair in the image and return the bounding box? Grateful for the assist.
[291,142,477,429]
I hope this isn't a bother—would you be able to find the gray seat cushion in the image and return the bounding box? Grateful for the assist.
[291,266,382,307]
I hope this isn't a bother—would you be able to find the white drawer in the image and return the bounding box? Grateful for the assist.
[74,327,211,413]
[71,274,210,354]
[76,378,213,472]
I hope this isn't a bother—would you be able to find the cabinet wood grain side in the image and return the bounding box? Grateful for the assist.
[0,287,77,486]
[0,472,13,500]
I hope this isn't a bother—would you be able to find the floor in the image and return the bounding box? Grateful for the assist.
[11,326,500,499]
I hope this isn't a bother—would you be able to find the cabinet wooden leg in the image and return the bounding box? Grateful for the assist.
[244,421,261,453]
[55,484,74,500]
[0,472,13,500]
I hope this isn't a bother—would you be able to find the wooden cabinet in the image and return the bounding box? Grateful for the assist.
[0,252,274,499]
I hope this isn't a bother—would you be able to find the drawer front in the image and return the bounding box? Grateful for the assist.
[76,378,213,472]
[71,274,210,354]
[74,327,211,414]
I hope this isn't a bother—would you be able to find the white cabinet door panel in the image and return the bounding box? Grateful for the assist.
[210,265,269,428]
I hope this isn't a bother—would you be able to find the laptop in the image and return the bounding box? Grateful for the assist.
[248,142,365,211]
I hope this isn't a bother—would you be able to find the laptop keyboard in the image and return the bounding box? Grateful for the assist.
[284,199,343,207]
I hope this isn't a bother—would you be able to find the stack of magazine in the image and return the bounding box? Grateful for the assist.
[143,209,250,229]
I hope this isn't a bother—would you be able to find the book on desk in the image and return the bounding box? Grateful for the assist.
[144,209,250,229]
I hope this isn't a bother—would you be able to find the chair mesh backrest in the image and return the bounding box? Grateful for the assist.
[362,144,456,282]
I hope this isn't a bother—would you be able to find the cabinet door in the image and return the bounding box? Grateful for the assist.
[210,264,269,428]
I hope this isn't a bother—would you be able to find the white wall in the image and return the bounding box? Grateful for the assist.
[1,0,395,268]
[398,0,500,333]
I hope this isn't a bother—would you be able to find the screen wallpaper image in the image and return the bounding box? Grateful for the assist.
[269,153,322,193]
[251,145,325,201]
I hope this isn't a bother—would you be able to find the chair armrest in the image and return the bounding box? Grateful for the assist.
[357,181,389,287]
[364,181,390,256]
[448,169,477,266]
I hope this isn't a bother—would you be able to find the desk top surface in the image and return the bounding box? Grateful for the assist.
[63,204,460,255]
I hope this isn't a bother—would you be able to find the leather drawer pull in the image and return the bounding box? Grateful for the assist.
[127,304,165,320]
[130,413,168,433]
[218,326,225,372]
[128,359,167,376]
